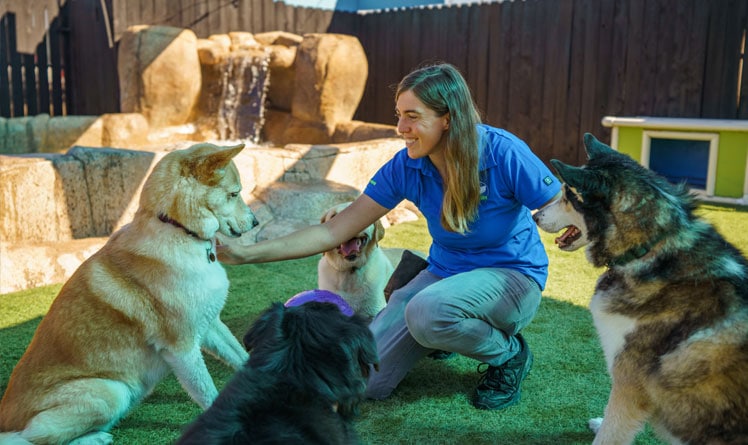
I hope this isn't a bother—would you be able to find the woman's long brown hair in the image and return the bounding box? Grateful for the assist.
[396,63,482,234]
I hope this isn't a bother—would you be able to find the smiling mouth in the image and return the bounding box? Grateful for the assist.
[338,236,368,260]
[555,225,581,249]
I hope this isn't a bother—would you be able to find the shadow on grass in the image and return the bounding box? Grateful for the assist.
[0,316,45,394]
[352,296,663,445]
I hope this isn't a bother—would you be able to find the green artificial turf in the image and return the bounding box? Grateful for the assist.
[1,203,746,444]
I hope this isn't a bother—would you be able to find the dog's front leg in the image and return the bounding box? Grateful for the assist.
[162,346,219,409]
[591,383,648,445]
[201,317,249,369]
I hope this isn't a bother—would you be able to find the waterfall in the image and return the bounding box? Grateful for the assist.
[197,49,270,144]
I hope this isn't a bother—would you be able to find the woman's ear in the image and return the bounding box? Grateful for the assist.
[442,113,450,130]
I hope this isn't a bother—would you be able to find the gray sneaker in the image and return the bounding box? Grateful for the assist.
[472,333,533,410]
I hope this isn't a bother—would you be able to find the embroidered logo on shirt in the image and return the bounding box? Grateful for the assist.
[480,182,488,201]
[543,176,553,186]
[369,179,377,186]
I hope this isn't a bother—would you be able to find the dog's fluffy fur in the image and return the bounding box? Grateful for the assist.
[318,202,420,321]
[0,143,257,444]
[176,301,379,444]
[534,133,748,444]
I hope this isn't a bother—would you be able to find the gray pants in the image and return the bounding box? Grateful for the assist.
[365,267,542,399]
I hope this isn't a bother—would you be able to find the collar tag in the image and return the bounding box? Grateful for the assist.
[208,238,217,262]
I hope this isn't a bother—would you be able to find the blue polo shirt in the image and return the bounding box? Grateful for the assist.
[364,125,560,289]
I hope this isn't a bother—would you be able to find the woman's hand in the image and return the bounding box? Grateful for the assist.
[214,195,390,265]
[216,241,249,265]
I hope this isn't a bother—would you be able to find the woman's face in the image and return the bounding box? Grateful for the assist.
[395,90,450,160]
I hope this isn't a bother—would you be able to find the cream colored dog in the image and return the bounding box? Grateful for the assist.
[0,143,257,445]
[318,202,420,321]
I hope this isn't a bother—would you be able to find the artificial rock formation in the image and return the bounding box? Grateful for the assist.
[116,25,393,146]
[118,25,202,129]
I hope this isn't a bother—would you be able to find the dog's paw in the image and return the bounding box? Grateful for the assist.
[68,431,114,445]
[588,417,603,434]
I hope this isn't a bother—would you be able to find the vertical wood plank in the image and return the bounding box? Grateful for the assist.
[708,0,747,118]
[111,0,125,40]
[466,3,490,119]
[258,0,274,34]
[207,0,222,36]
[7,14,24,117]
[274,0,294,32]
[685,0,711,116]
[0,14,11,117]
[238,0,255,33]
[366,10,396,124]
[49,10,63,116]
[739,0,748,119]
[637,0,659,115]
[605,0,629,119]
[577,0,601,150]
[352,9,374,123]
[513,0,546,151]
[22,52,37,115]
[548,0,574,162]
[221,0,240,33]
[189,0,210,37]
[562,0,585,162]
[485,1,510,128]
[535,0,560,162]
[589,0,614,143]
[151,0,170,28]
[36,32,51,115]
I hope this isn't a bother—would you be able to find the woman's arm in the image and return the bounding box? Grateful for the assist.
[217,194,391,264]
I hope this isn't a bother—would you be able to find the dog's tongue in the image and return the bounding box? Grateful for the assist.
[555,226,579,247]
[339,238,362,257]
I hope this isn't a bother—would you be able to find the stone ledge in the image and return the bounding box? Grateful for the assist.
[0,238,108,294]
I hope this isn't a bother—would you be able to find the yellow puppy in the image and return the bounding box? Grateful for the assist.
[318,202,423,321]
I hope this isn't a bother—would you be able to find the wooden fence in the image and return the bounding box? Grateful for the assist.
[0,9,67,118]
[337,0,748,164]
[2,0,747,164]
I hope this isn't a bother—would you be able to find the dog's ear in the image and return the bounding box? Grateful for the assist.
[373,219,385,244]
[321,207,338,224]
[183,143,245,186]
[551,159,607,196]
[583,133,615,160]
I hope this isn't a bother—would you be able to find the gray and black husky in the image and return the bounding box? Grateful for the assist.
[534,134,748,445]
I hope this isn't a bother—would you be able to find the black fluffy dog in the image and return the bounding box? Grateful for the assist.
[176,301,379,444]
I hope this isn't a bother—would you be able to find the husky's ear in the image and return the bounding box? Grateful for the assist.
[551,159,605,193]
[583,133,614,159]
[188,143,245,185]
[550,159,576,185]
